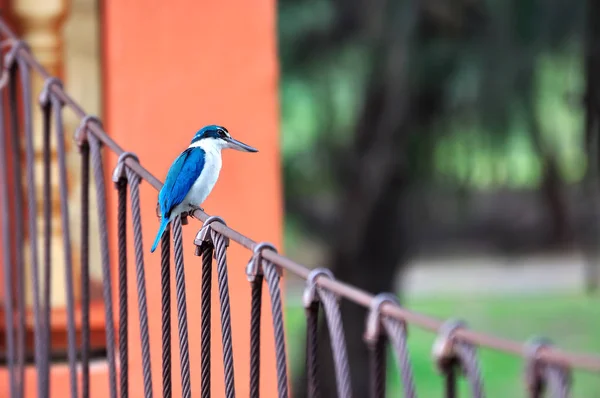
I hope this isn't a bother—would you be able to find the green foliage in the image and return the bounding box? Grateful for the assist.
[433,50,586,189]
[536,51,587,182]
[278,0,587,196]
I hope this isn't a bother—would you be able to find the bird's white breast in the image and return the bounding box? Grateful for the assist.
[186,140,222,204]
[170,139,223,219]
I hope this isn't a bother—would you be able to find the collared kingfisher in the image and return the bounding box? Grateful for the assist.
[150,125,258,253]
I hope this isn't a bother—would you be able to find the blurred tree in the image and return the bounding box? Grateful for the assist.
[278,0,587,395]
[283,0,486,395]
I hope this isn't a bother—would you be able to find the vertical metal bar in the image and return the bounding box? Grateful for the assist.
[262,262,288,398]
[200,244,212,398]
[381,318,416,398]
[211,230,236,398]
[125,168,153,398]
[317,289,353,398]
[8,62,26,398]
[160,230,172,398]
[80,140,91,398]
[368,335,387,398]
[41,100,53,396]
[0,60,18,398]
[17,57,45,398]
[50,92,78,398]
[525,367,543,398]
[305,302,320,398]
[434,321,484,398]
[172,216,192,398]
[117,178,128,398]
[454,343,485,398]
[525,339,570,398]
[528,387,542,398]
[249,276,263,398]
[544,366,570,398]
[88,134,118,398]
[444,367,456,398]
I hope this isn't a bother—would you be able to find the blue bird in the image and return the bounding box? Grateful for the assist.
[150,125,258,253]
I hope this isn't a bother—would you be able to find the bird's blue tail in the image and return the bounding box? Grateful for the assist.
[151,218,169,253]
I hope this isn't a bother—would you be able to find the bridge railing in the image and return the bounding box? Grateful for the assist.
[0,18,598,398]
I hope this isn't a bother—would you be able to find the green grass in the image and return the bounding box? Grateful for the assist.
[284,292,600,397]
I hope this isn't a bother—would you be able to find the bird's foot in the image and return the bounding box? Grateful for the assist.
[180,214,189,225]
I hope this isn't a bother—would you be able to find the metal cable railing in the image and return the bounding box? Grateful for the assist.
[0,18,599,398]
[114,157,130,398]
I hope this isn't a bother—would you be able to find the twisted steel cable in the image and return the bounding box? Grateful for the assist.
[41,100,53,398]
[200,243,213,398]
[544,365,571,398]
[161,230,172,398]
[8,64,27,398]
[263,261,288,398]
[88,134,118,398]
[49,92,79,398]
[0,65,17,398]
[126,167,154,398]
[249,276,263,398]
[172,216,192,398]
[74,116,107,398]
[37,76,66,397]
[454,342,485,398]
[117,179,129,398]
[80,141,91,398]
[317,289,353,398]
[368,335,387,398]
[211,229,236,398]
[305,302,320,398]
[525,338,571,398]
[381,317,417,398]
[433,320,484,398]
[17,57,46,398]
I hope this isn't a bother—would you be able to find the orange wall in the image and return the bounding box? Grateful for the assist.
[102,0,282,397]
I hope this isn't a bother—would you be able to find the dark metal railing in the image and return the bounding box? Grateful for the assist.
[0,18,598,398]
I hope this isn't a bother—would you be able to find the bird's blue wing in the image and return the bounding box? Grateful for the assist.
[158,147,206,218]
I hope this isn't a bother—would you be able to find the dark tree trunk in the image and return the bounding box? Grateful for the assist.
[526,91,573,246]
[291,1,478,395]
[540,156,572,244]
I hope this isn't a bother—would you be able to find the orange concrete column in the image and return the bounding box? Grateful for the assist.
[102,1,282,397]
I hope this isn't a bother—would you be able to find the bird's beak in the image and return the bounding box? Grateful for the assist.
[223,136,259,153]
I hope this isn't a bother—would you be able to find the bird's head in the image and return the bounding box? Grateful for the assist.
[190,125,258,153]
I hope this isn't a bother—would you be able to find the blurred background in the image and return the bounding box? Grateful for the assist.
[2,0,600,396]
[276,0,600,396]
